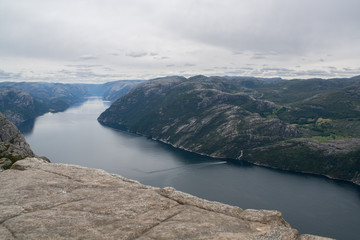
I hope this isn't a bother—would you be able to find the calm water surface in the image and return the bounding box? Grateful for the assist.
[24,98,360,240]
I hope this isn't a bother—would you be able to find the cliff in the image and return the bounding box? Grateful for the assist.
[0,88,38,126]
[0,113,35,170]
[0,158,331,240]
[98,76,360,185]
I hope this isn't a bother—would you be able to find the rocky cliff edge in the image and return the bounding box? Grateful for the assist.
[0,113,35,171]
[0,158,332,240]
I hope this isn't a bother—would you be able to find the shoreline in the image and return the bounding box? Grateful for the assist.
[99,121,360,187]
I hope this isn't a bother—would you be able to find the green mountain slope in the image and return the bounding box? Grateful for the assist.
[98,75,360,185]
[0,80,142,127]
[0,83,89,126]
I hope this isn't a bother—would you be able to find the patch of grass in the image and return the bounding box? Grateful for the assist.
[312,135,336,141]
[263,106,286,119]
[316,117,332,126]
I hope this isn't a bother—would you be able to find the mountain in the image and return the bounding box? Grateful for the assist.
[98,75,360,185]
[0,87,38,126]
[0,80,143,127]
[0,82,91,126]
[102,80,144,102]
[0,113,36,170]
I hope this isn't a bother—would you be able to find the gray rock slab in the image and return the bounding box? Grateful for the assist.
[0,158,333,240]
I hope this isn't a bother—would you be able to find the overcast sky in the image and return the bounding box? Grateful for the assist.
[1,0,360,83]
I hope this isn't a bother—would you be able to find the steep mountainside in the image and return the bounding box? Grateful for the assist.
[0,113,36,170]
[0,82,91,126]
[102,80,144,102]
[0,88,38,126]
[0,80,142,127]
[98,75,360,185]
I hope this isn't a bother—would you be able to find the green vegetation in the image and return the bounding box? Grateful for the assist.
[0,81,142,127]
[262,106,286,119]
[247,141,360,181]
[312,135,336,141]
[0,84,89,127]
[98,75,360,184]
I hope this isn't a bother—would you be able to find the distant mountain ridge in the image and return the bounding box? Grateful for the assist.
[98,75,360,185]
[0,80,142,127]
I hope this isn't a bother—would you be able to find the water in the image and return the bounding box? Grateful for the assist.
[24,97,360,240]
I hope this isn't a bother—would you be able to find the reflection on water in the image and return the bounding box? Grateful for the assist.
[24,98,360,240]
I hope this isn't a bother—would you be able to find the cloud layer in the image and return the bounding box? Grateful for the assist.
[1,0,359,83]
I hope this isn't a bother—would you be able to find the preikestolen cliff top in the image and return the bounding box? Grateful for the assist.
[0,158,332,240]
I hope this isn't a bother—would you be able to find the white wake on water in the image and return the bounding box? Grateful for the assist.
[134,161,227,174]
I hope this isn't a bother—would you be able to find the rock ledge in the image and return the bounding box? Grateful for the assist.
[0,158,332,239]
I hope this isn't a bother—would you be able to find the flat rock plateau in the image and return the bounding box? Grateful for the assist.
[0,158,332,240]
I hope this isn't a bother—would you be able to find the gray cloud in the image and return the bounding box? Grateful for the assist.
[49,68,127,82]
[0,0,359,83]
[295,70,330,77]
[65,64,103,69]
[125,51,148,58]
[224,70,246,75]
[214,66,229,70]
[203,68,215,72]
[240,67,254,71]
[232,51,244,55]
[328,67,360,76]
[162,0,360,54]
[79,55,98,60]
[261,67,294,73]
[251,52,279,60]
[103,67,113,71]
[0,69,21,79]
